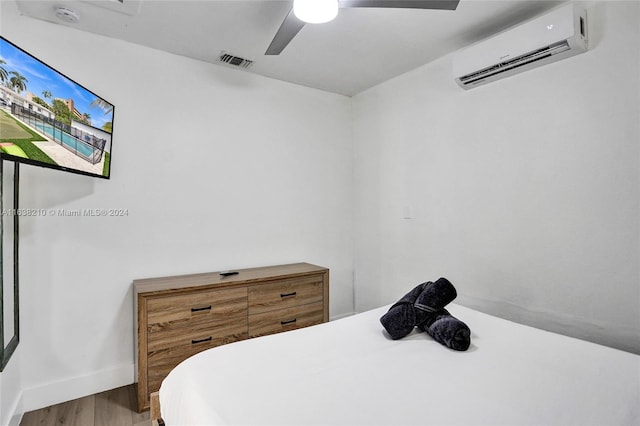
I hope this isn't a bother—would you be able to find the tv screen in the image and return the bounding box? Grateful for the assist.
[0,36,113,179]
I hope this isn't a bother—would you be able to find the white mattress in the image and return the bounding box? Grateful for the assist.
[160,304,640,425]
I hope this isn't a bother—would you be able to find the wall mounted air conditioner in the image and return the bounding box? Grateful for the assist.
[453,3,588,90]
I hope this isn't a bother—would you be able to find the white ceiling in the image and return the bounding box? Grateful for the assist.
[12,0,565,96]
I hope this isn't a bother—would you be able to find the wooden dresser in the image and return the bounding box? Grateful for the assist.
[134,262,329,412]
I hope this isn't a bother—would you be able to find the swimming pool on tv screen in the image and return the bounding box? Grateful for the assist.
[33,123,96,158]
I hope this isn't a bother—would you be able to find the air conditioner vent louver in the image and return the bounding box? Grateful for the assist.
[217,52,254,69]
[459,41,570,87]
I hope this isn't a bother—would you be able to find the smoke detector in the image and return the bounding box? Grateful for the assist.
[54,7,80,24]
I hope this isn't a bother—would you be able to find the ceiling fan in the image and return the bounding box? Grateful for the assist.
[265,0,461,55]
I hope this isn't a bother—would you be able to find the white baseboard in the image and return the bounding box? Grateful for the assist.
[330,311,355,321]
[4,391,23,426]
[7,411,22,426]
[456,293,640,355]
[20,363,134,414]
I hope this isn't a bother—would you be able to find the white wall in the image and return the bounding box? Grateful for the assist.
[2,1,639,424]
[0,2,354,423]
[353,1,639,354]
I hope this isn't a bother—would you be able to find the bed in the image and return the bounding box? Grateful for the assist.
[159,303,640,425]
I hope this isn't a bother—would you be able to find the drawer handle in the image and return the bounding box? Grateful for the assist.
[280,291,297,298]
[191,305,212,313]
[281,318,297,325]
[192,336,212,344]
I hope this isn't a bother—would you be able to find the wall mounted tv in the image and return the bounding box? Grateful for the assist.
[0,36,113,179]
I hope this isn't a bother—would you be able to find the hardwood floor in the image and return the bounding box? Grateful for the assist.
[20,385,150,426]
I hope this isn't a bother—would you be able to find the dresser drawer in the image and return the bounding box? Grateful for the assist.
[249,301,324,338]
[147,287,247,330]
[147,312,247,352]
[147,332,246,394]
[248,277,323,315]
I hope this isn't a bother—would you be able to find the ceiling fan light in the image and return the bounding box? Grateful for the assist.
[293,0,338,24]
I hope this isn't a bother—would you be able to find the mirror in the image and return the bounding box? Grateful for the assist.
[1,159,19,371]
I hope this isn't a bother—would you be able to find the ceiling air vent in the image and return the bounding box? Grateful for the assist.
[217,52,254,69]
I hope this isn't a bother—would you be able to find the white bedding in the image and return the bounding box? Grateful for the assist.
[160,304,640,425]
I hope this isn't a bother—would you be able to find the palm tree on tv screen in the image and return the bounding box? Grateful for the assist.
[8,71,28,94]
[0,59,8,83]
[90,98,113,114]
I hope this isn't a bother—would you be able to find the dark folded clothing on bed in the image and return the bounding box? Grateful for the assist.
[413,277,457,328]
[418,309,471,351]
[379,283,427,340]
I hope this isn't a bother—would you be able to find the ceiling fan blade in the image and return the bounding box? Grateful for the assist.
[265,8,306,55]
[338,0,460,10]
[265,0,459,55]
